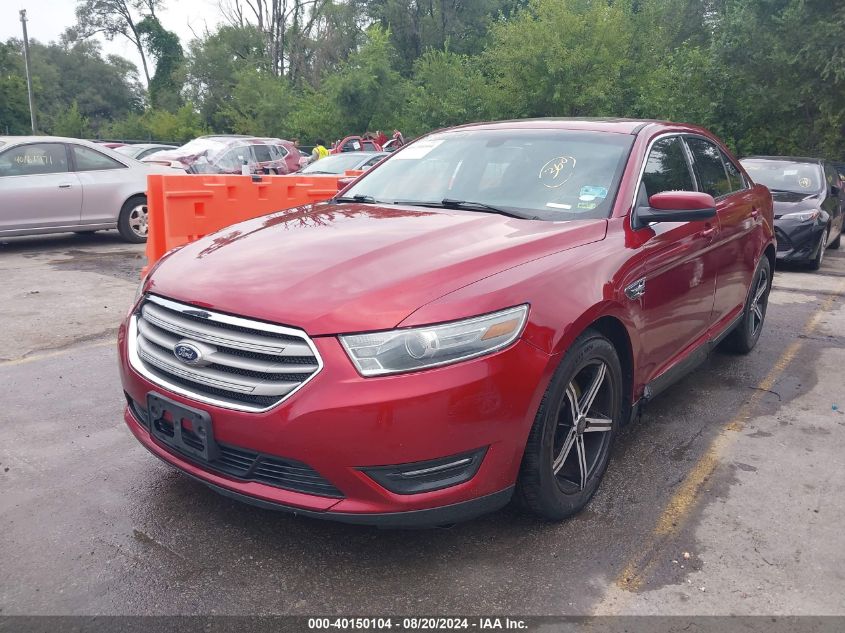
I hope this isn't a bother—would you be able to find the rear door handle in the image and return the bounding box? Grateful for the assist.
[58,183,73,189]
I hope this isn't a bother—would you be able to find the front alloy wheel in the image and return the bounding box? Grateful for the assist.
[810,227,828,270]
[517,330,622,520]
[552,361,615,492]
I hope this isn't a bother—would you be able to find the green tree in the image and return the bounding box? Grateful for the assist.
[185,25,267,130]
[314,26,408,138]
[223,68,298,138]
[405,49,493,134]
[0,42,30,134]
[483,0,633,118]
[53,100,92,137]
[137,15,184,112]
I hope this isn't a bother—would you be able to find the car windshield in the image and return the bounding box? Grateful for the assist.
[740,159,824,194]
[343,129,633,220]
[301,153,370,174]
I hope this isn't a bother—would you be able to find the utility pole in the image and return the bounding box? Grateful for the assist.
[20,9,37,134]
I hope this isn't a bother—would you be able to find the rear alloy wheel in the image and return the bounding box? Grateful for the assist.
[723,256,771,354]
[516,330,622,520]
[810,227,828,271]
[117,196,148,243]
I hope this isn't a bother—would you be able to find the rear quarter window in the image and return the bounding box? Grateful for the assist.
[685,136,732,198]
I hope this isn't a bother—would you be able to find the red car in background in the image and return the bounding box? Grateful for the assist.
[120,119,774,527]
[144,135,301,175]
[331,135,382,154]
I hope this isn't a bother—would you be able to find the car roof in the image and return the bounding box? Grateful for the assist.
[0,135,104,144]
[741,155,824,164]
[446,117,681,135]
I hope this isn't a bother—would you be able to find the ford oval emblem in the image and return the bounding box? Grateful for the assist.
[173,342,202,364]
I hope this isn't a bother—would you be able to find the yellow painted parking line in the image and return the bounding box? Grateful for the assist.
[607,279,845,599]
[0,339,115,367]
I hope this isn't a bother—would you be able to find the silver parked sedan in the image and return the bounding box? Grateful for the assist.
[0,136,176,243]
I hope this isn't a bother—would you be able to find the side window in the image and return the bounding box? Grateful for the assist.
[0,143,69,177]
[273,145,288,158]
[823,164,839,189]
[71,145,126,171]
[721,151,747,193]
[685,137,731,198]
[641,136,694,199]
[362,155,384,168]
[363,141,377,151]
[252,144,273,163]
[217,147,252,171]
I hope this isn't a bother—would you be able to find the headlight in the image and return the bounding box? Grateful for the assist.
[340,304,529,376]
[781,209,821,222]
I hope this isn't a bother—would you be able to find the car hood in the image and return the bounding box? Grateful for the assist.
[772,191,823,219]
[147,203,608,335]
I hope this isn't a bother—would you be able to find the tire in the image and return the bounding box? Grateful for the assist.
[117,195,148,243]
[515,329,622,520]
[829,229,840,250]
[809,226,828,270]
[722,256,771,354]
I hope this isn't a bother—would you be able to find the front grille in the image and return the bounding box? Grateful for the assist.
[128,397,343,498]
[129,294,322,412]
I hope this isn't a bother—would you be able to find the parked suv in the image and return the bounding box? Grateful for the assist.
[740,156,843,269]
[144,135,300,175]
[120,119,774,526]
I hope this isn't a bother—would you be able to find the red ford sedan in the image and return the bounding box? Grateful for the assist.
[119,119,775,527]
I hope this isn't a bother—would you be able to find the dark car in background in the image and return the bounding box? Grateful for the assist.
[144,135,301,175]
[740,157,843,269]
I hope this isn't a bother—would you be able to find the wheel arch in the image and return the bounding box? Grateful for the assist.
[764,243,775,281]
[585,315,635,425]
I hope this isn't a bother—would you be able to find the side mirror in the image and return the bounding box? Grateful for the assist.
[634,191,717,229]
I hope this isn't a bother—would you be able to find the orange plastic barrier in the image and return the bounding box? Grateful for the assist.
[143,173,361,275]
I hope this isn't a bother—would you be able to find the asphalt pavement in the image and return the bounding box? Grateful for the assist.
[1,230,844,616]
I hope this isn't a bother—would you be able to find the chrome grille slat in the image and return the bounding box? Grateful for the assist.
[141,302,313,357]
[138,320,319,374]
[129,295,323,412]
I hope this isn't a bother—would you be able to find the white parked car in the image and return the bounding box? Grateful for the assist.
[0,136,176,243]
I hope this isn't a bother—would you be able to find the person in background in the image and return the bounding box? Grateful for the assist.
[392,130,405,146]
[375,130,388,147]
[311,138,329,162]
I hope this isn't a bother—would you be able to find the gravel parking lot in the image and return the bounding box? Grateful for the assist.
[1,230,844,616]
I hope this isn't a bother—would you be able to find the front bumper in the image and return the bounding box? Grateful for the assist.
[119,321,552,526]
[774,219,826,262]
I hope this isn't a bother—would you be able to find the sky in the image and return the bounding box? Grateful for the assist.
[0,0,225,82]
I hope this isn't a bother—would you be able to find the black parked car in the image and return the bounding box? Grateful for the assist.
[740,156,843,270]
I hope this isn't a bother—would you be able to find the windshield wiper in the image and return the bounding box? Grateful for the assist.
[392,198,533,219]
[768,188,803,194]
[331,194,378,204]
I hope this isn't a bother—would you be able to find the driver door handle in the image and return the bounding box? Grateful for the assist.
[58,183,73,189]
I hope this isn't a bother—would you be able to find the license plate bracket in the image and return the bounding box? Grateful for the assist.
[147,392,219,463]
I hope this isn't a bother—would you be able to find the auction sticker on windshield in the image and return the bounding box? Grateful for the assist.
[394,139,444,159]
